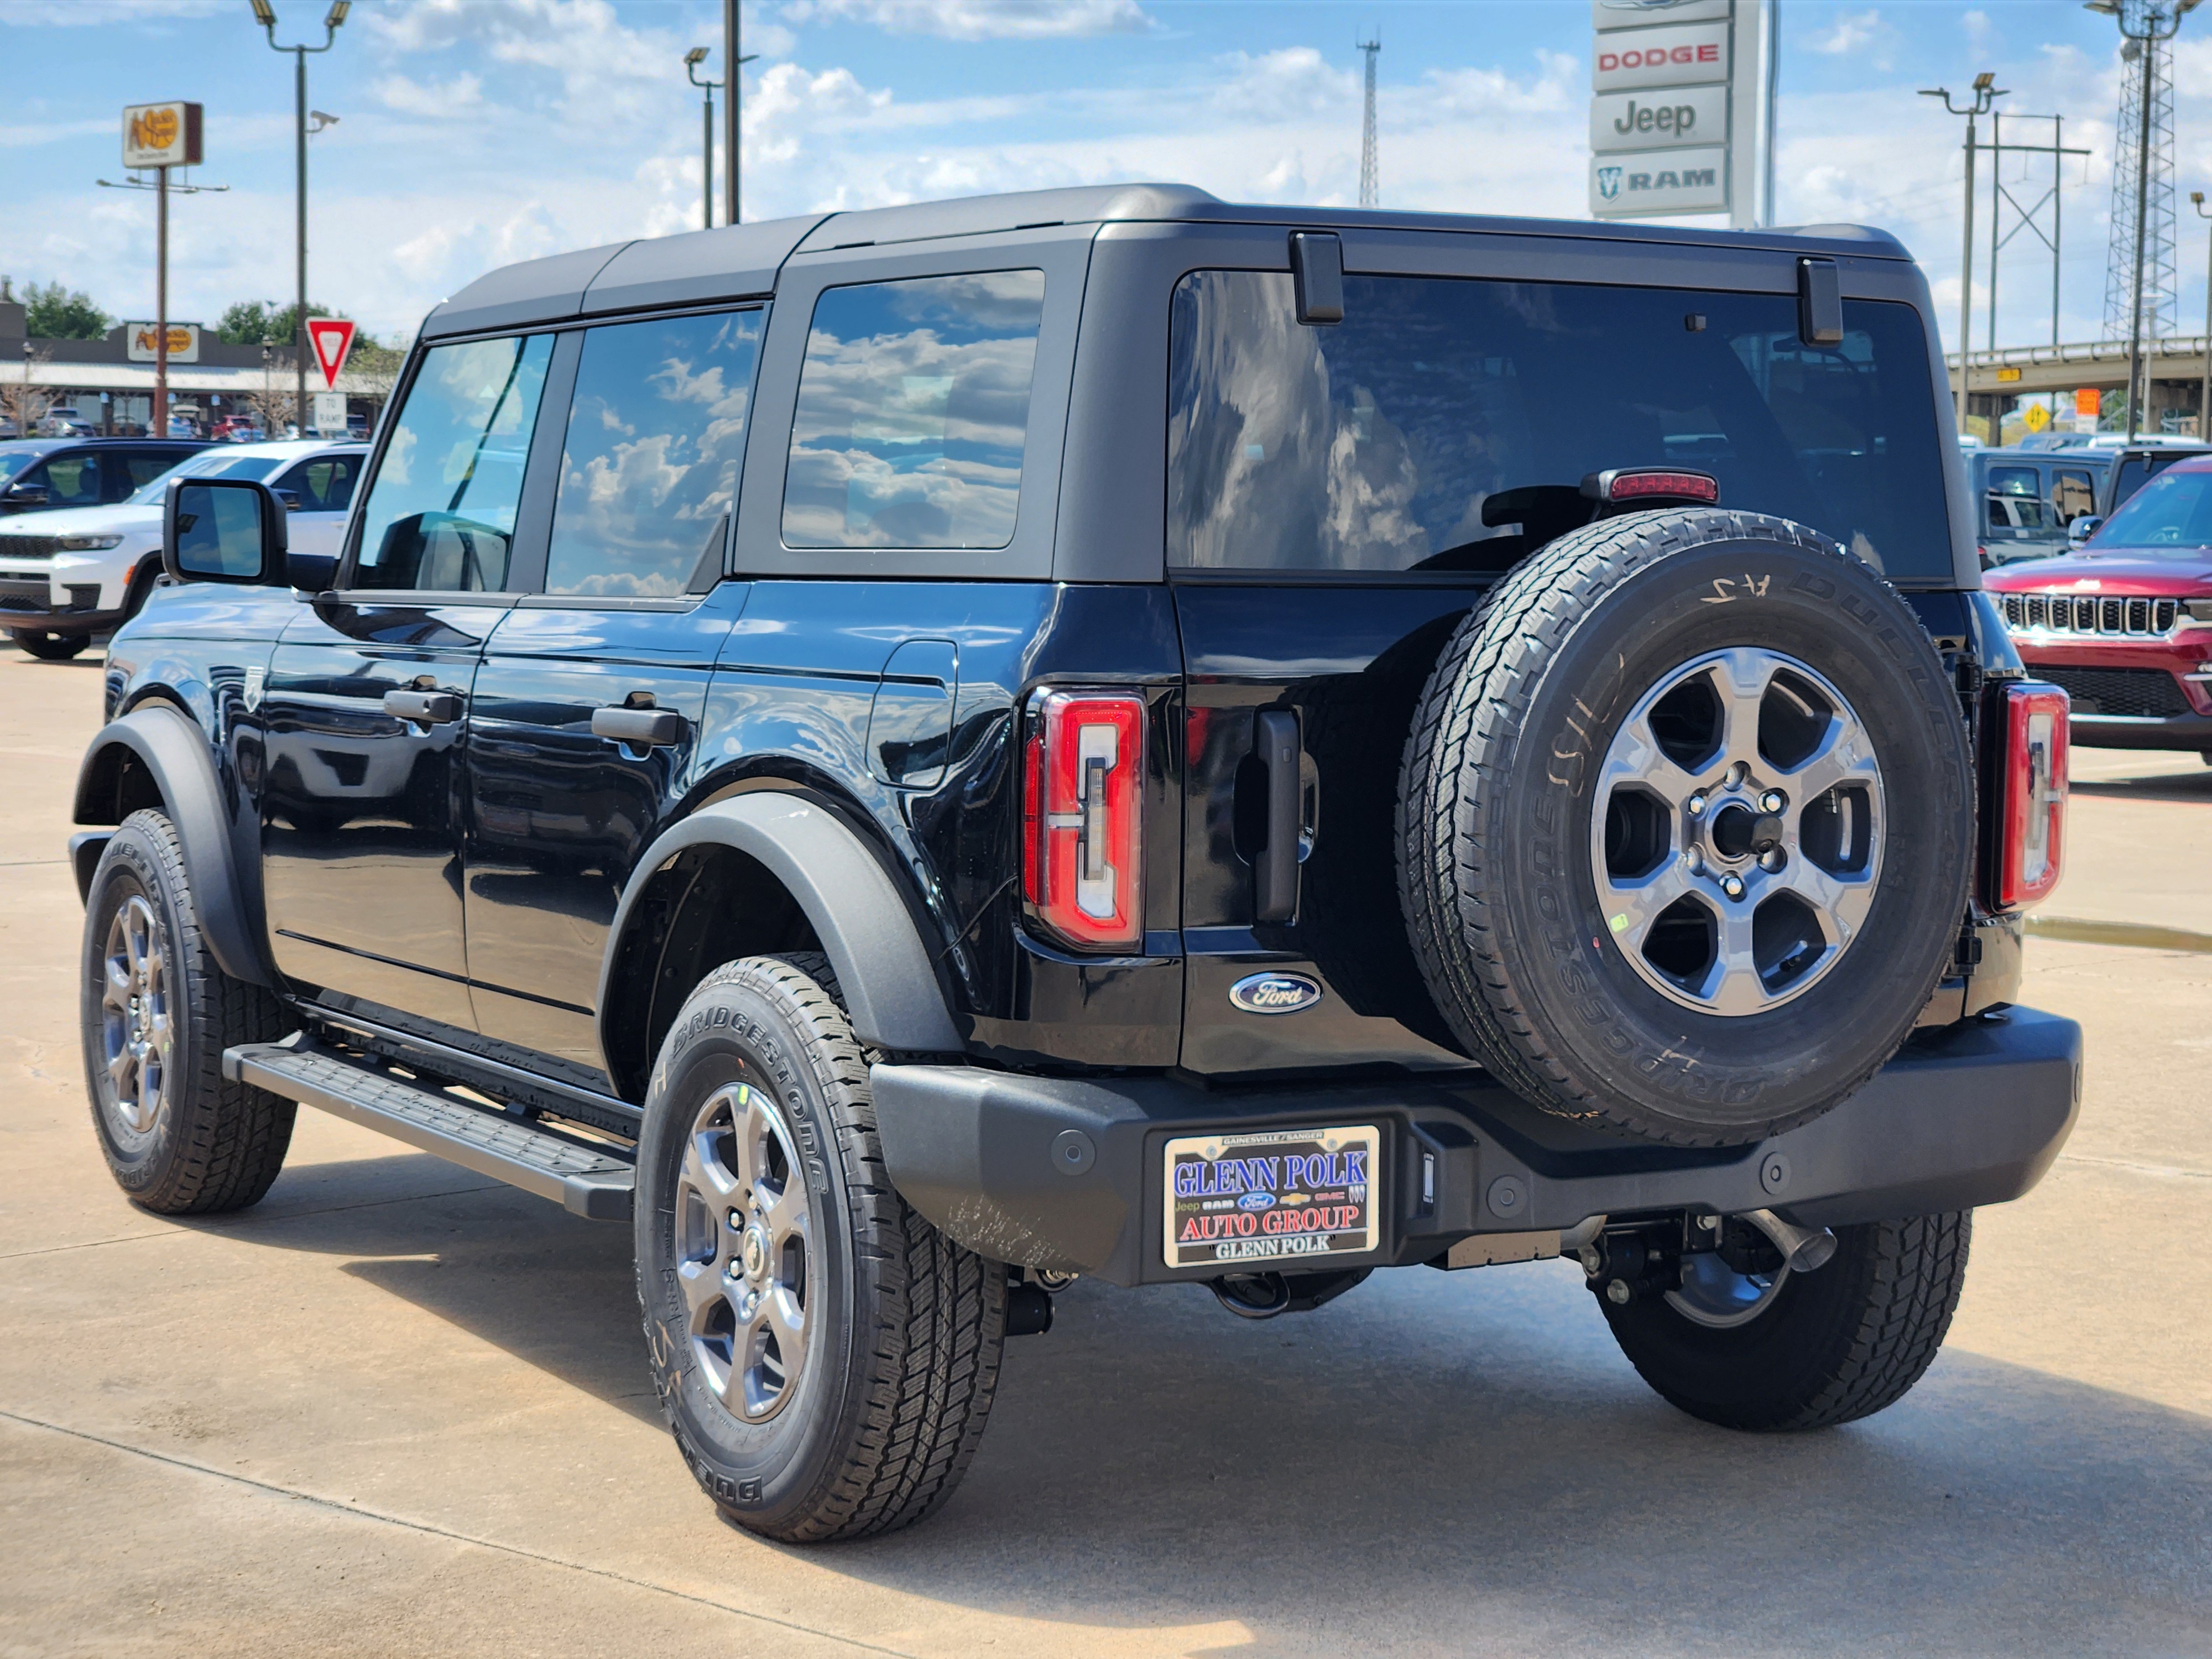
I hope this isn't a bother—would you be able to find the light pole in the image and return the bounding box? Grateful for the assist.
[722,1,759,226]
[1922,73,2005,432]
[685,48,722,231]
[2194,191,2211,437]
[252,0,347,437]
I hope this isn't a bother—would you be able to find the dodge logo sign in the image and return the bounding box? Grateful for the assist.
[1229,972,1323,1015]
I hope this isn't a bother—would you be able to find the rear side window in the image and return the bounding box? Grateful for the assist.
[782,271,1044,550]
[1984,465,2051,539]
[2052,467,2095,524]
[353,333,554,591]
[121,451,178,493]
[1168,272,1954,579]
[545,309,763,596]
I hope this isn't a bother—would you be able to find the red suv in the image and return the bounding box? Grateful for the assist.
[1986,452,2212,757]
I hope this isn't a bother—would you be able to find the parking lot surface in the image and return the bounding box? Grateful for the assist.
[3,639,2209,1658]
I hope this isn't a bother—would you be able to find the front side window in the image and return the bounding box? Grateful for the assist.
[352,333,553,591]
[1168,272,1954,580]
[30,452,102,508]
[275,453,363,513]
[545,310,763,596]
[782,270,1044,550]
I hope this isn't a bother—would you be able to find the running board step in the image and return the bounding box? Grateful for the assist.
[223,1037,635,1220]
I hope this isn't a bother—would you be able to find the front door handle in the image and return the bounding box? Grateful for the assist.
[383,688,461,728]
[591,705,686,748]
[1253,709,1301,923]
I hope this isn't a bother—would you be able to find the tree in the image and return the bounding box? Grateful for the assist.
[0,345,55,436]
[22,281,111,340]
[216,299,373,349]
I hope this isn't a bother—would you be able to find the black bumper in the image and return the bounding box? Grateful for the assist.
[2069,712,2212,750]
[872,1008,2083,1287]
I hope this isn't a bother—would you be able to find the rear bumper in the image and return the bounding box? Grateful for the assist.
[873,1007,2083,1287]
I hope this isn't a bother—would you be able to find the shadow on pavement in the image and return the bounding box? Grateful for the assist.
[182,1156,2212,1656]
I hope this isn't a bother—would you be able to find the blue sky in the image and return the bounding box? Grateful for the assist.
[3,0,2210,353]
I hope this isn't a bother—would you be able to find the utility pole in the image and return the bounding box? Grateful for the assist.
[1922,74,2004,431]
[2195,191,2211,435]
[685,48,722,230]
[722,0,759,226]
[252,0,348,436]
[1761,0,1780,227]
[1981,116,2089,351]
[1357,36,1380,210]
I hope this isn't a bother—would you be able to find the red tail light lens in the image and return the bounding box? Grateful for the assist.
[1022,690,1145,951]
[1999,681,2068,909]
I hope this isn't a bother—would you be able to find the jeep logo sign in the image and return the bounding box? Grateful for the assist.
[1229,972,1323,1015]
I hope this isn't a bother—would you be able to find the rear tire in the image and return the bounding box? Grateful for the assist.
[80,810,293,1213]
[635,953,1007,1542]
[12,629,88,661]
[1600,1211,1970,1431]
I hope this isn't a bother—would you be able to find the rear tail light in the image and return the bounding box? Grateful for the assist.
[1998,681,2068,909]
[1022,690,1145,951]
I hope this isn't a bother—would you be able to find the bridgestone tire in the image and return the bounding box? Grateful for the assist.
[1399,510,1973,1145]
[1601,1211,1971,1431]
[635,953,1007,1543]
[12,629,90,661]
[80,810,293,1213]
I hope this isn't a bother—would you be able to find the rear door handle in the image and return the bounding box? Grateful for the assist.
[1253,709,1301,923]
[383,688,461,728]
[591,705,686,748]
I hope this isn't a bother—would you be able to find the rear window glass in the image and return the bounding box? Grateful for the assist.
[782,270,1044,550]
[1168,273,1954,579]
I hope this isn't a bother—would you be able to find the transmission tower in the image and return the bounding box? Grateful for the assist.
[1357,36,1380,209]
[2101,26,2179,341]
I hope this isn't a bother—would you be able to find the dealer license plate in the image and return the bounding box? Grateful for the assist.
[1162,1124,1380,1270]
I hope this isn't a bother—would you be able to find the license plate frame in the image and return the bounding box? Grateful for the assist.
[1162,1124,1381,1271]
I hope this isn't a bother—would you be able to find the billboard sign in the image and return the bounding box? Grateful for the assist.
[122,102,204,169]
[1589,0,1765,226]
[126,322,200,363]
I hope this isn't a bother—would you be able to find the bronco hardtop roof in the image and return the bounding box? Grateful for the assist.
[419,182,1911,341]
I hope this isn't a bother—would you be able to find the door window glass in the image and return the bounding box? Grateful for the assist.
[1984,465,2050,539]
[2051,468,2095,524]
[352,333,553,591]
[782,271,1044,550]
[1167,272,1954,580]
[545,310,763,596]
[30,452,102,508]
[276,453,362,513]
[121,451,178,493]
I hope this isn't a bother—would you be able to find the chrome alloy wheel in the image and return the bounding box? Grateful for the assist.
[1666,1250,1792,1329]
[674,1081,813,1422]
[100,894,171,1136]
[1590,648,1884,1016]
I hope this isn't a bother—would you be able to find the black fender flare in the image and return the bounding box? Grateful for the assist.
[72,704,272,987]
[597,792,964,1065]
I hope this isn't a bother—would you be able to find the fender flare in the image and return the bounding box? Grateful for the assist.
[598,792,964,1063]
[72,704,272,987]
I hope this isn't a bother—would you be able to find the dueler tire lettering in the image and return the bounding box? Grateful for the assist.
[1396,509,1974,1146]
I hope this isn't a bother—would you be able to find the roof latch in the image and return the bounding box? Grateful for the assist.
[1797,256,1843,347]
[1290,232,1344,326]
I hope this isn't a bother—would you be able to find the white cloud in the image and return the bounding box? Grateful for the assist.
[1809,10,1880,56]
[374,72,487,119]
[782,0,1150,40]
[0,0,228,22]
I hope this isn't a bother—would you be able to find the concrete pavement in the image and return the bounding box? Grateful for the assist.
[3,640,2209,1657]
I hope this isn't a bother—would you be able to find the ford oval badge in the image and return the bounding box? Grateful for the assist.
[1229,971,1323,1015]
[1238,1191,1277,1211]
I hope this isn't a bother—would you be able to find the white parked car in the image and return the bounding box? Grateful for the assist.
[0,439,366,660]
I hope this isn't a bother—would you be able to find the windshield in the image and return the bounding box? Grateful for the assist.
[2090,465,2212,554]
[126,449,290,505]
[1169,274,1954,579]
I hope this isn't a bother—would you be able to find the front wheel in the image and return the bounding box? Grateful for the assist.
[1599,1211,1970,1431]
[12,629,89,661]
[634,953,1007,1542]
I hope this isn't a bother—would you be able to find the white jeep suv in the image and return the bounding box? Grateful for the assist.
[1,439,366,660]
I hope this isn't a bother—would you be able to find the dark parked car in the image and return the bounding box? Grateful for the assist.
[0,437,207,517]
[71,187,2079,1545]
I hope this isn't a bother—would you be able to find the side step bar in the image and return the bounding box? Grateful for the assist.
[224,1036,635,1220]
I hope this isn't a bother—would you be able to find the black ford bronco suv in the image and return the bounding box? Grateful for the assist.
[70,186,2080,1543]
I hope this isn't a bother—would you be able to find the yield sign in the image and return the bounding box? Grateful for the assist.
[306,317,358,391]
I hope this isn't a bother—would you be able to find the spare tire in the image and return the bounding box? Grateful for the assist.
[1398,509,1972,1146]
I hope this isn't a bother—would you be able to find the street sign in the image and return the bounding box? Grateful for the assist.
[125,322,200,363]
[2075,388,2102,420]
[2023,403,2052,433]
[122,102,203,169]
[306,319,358,392]
[1589,0,1767,226]
[312,392,347,436]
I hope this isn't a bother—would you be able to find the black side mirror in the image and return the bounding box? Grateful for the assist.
[4,483,49,507]
[2069,515,2103,546]
[163,477,288,585]
[286,550,338,593]
[272,488,302,510]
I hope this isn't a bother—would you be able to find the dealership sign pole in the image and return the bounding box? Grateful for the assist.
[1589,0,1768,226]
